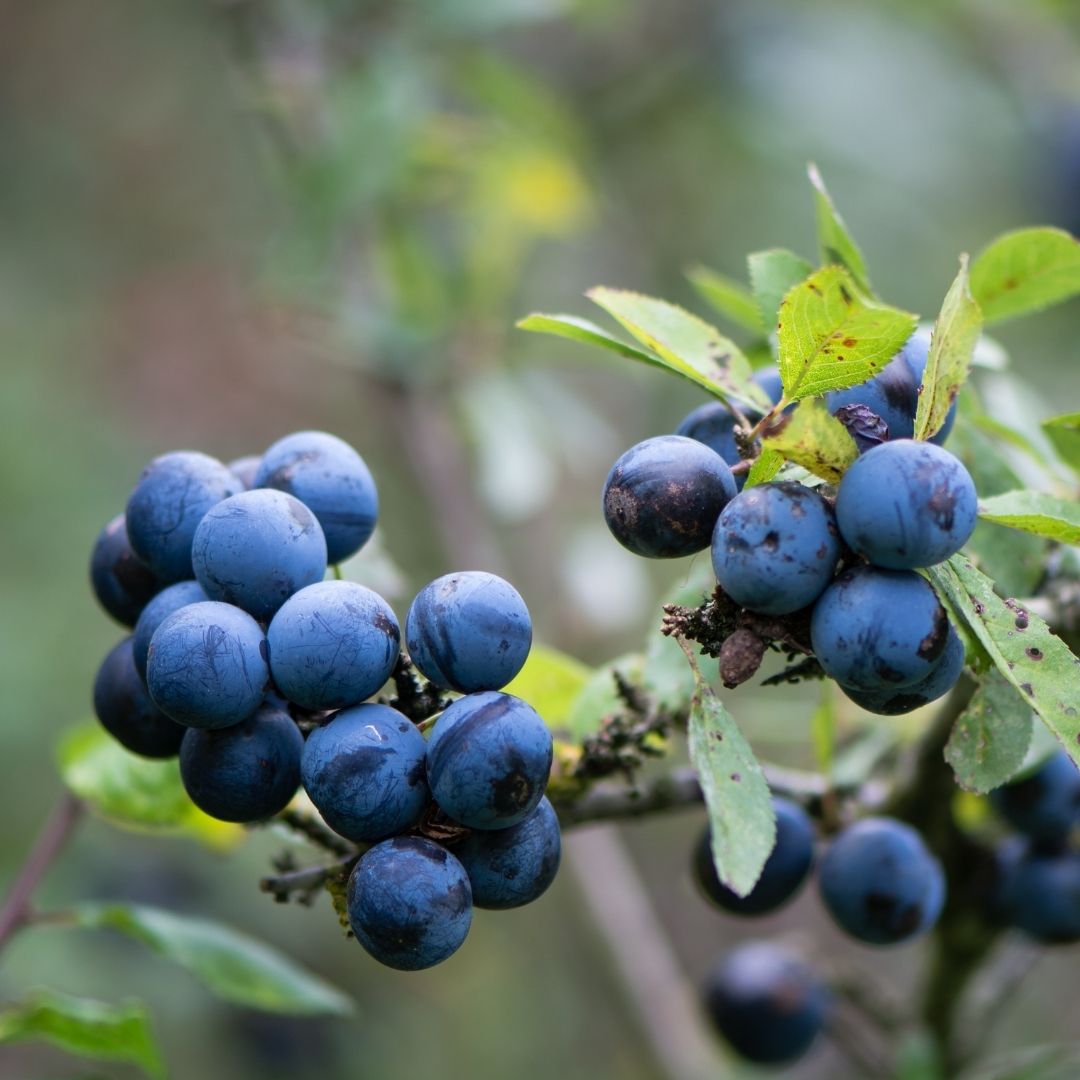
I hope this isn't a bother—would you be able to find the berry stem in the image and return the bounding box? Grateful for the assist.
[0,792,83,954]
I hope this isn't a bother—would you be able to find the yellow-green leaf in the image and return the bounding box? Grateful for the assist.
[913,257,982,441]
[504,643,592,734]
[516,312,657,363]
[776,265,917,401]
[1043,411,1080,473]
[760,398,858,483]
[969,227,1080,324]
[808,163,873,296]
[743,447,785,488]
[586,287,771,412]
[978,490,1080,544]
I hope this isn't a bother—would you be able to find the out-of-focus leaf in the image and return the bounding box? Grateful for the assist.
[685,264,764,335]
[810,687,836,776]
[747,248,813,334]
[928,555,1080,768]
[979,491,1080,544]
[586,288,771,412]
[969,227,1080,324]
[807,163,873,296]
[564,654,645,740]
[945,671,1033,793]
[1043,411,1080,473]
[71,904,353,1017]
[760,398,858,483]
[0,990,163,1079]
[504,643,592,734]
[776,266,917,401]
[57,724,240,846]
[517,313,658,363]
[684,652,775,897]
[914,256,982,441]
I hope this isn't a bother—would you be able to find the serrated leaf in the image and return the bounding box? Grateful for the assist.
[1043,411,1080,473]
[808,163,873,295]
[927,555,1080,768]
[516,312,657,363]
[747,248,814,334]
[776,265,917,401]
[504,643,592,735]
[978,491,1080,544]
[743,447,785,488]
[914,256,982,441]
[72,903,354,1016]
[685,264,764,335]
[586,288,771,412]
[760,397,858,483]
[945,671,1033,793]
[969,227,1080,324]
[683,651,774,896]
[0,990,163,1078]
[57,723,240,846]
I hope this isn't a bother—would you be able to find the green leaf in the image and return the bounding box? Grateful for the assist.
[945,671,1033,793]
[747,248,813,334]
[504,643,592,735]
[1043,411,1080,473]
[743,447,784,488]
[516,312,658,364]
[564,655,644,740]
[810,687,837,775]
[807,163,873,296]
[969,227,1080,324]
[0,990,163,1078]
[685,264,764,335]
[683,650,775,896]
[927,555,1080,768]
[978,491,1080,544]
[57,723,236,845]
[586,288,771,412]
[71,903,354,1017]
[776,265,917,401]
[760,398,858,483]
[914,257,982,441]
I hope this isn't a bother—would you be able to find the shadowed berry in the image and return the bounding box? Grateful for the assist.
[179,701,303,822]
[125,451,241,582]
[453,796,561,909]
[89,514,163,627]
[711,482,840,615]
[695,797,814,915]
[602,435,737,558]
[811,566,950,691]
[132,580,209,680]
[93,638,185,758]
[228,455,261,490]
[427,691,552,830]
[146,601,269,729]
[301,703,428,842]
[255,431,378,564]
[702,941,830,1065]
[818,817,945,945]
[990,750,1080,846]
[995,839,1080,944]
[405,571,532,693]
[347,837,472,970]
[839,624,965,716]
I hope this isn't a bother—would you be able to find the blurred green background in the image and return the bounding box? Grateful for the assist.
[3,1,1080,1077]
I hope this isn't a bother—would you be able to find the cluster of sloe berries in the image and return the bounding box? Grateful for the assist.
[602,331,978,716]
[991,750,1080,944]
[693,799,944,1064]
[89,431,559,971]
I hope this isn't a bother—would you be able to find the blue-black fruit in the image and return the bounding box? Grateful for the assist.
[179,701,303,822]
[818,817,945,945]
[89,514,163,627]
[702,941,830,1065]
[602,435,737,558]
[990,750,1080,847]
[131,580,209,681]
[347,837,472,970]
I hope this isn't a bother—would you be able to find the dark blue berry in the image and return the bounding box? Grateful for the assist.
[990,750,1080,846]
[89,514,162,627]
[995,839,1080,944]
[131,580,209,681]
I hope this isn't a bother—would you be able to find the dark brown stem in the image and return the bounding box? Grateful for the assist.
[0,793,83,953]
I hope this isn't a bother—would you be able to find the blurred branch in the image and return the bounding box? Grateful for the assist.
[0,792,83,952]
[260,855,356,906]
